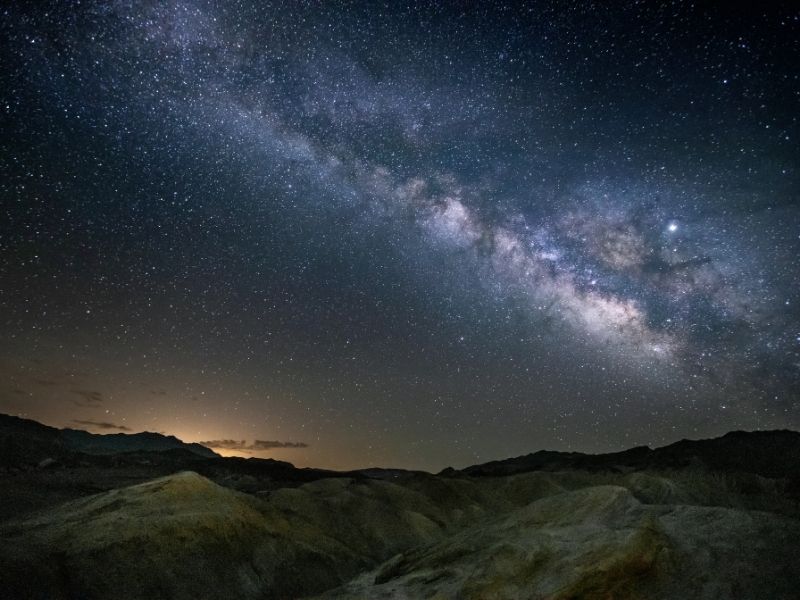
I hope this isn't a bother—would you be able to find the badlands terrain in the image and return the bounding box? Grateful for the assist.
[1,414,799,599]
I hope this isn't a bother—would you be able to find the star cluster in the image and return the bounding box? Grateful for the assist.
[1,1,798,469]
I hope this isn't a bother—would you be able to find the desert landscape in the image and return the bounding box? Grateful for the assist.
[2,414,799,599]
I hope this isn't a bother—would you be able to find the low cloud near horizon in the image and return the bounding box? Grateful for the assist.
[72,419,131,432]
[200,439,309,452]
[70,389,104,407]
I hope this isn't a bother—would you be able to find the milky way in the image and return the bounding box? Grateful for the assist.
[1,2,798,469]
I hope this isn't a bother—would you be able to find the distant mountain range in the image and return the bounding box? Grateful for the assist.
[0,413,218,462]
[4,412,800,482]
[443,429,800,480]
[59,427,219,458]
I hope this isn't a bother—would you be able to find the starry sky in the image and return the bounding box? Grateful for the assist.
[1,1,798,471]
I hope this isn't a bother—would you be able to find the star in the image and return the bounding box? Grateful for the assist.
[0,0,797,470]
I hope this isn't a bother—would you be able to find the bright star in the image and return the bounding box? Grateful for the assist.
[667,222,678,232]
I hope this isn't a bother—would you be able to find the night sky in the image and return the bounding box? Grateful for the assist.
[1,2,798,471]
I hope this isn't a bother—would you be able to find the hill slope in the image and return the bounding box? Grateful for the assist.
[2,466,799,599]
[319,485,800,599]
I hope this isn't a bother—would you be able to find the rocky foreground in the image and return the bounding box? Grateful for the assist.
[1,418,799,599]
